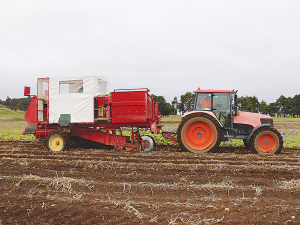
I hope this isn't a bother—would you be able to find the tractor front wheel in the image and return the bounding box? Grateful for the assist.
[249,127,283,155]
[177,113,222,153]
[46,131,70,152]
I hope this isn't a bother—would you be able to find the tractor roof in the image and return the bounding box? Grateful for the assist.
[195,89,233,93]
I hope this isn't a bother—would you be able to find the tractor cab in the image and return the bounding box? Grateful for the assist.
[194,89,237,128]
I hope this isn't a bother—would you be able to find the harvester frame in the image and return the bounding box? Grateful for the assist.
[23,76,161,152]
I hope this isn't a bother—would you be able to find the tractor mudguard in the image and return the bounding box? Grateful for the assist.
[245,124,271,143]
[182,111,223,127]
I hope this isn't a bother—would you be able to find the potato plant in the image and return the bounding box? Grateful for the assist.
[1,115,300,149]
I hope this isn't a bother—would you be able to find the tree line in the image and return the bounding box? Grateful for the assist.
[1,93,300,118]
[238,94,300,117]
[0,96,32,111]
[152,93,300,117]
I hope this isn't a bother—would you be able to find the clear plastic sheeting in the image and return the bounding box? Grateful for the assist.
[49,75,109,124]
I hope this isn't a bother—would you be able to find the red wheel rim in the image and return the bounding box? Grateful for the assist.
[257,133,277,153]
[133,142,140,151]
[143,140,150,148]
[184,121,215,151]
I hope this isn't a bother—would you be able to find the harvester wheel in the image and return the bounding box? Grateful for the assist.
[177,112,222,153]
[141,135,155,151]
[133,140,143,152]
[46,131,70,152]
[249,127,283,155]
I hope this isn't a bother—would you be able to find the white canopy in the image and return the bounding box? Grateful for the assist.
[48,75,109,124]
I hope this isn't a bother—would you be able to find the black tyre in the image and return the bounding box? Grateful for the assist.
[177,113,222,153]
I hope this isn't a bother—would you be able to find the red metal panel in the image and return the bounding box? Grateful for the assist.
[73,129,130,146]
[24,86,31,96]
[24,96,37,124]
[111,91,148,123]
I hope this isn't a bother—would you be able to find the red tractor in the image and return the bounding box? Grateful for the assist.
[23,76,161,152]
[177,88,287,155]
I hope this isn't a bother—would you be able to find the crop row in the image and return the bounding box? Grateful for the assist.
[1,129,300,149]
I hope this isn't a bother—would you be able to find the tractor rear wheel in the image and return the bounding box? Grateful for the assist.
[177,113,222,153]
[46,131,70,152]
[249,127,283,155]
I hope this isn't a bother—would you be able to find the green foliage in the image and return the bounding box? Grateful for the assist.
[268,102,279,117]
[283,135,300,149]
[0,129,35,141]
[151,95,175,116]
[0,114,25,118]
[0,104,25,115]
[177,91,194,115]
[276,95,293,117]
[260,100,269,115]
[237,94,300,117]
[293,94,300,117]
[139,131,177,145]
[238,96,260,113]
[171,97,178,115]
[0,96,32,112]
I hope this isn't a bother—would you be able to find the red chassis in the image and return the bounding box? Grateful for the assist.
[23,85,163,151]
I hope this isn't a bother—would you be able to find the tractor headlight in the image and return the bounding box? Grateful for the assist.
[260,118,274,127]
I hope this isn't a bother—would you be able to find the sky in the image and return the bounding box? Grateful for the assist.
[1,0,300,104]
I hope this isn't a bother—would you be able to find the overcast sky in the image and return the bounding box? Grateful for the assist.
[1,0,300,104]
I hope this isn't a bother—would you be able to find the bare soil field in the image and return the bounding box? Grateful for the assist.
[1,140,300,225]
[1,117,300,224]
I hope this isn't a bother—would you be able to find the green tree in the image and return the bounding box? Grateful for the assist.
[276,95,290,117]
[151,95,173,116]
[293,94,300,117]
[268,102,279,117]
[260,100,269,115]
[177,92,194,114]
[238,96,260,113]
[248,96,260,113]
[1,96,32,111]
[171,97,178,115]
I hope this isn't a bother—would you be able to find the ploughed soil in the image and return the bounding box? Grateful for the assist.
[1,141,300,224]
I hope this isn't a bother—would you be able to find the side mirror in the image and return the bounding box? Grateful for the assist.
[24,86,31,96]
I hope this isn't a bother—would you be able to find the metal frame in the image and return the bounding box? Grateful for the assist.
[24,80,162,151]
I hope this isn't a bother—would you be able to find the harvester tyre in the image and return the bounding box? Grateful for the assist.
[249,127,283,155]
[177,113,222,153]
[133,140,143,152]
[46,131,70,152]
[141,135,155,151]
